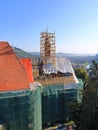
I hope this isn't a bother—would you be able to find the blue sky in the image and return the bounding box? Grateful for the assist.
[0,0,98,54]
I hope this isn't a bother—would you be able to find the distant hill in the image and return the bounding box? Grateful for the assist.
[13,47,39,58]
[56,52,94,57]
[29,52,95,64]
[95,53,98,62]
[29,51,94,57]
[13,47,95,64]
[29,52,40,56]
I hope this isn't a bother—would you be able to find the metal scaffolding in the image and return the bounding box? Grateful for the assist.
[40,30,56,66]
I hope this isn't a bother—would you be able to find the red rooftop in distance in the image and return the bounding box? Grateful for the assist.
[0,41,34,92]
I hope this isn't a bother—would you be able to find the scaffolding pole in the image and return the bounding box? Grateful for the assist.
[40,30,56,66]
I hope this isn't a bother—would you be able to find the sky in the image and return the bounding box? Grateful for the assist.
[0,0,98,54]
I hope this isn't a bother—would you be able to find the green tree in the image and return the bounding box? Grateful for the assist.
[80,60,98,130]
[80,82,98,130]
[75,68,88,83]
[89,60,98,79]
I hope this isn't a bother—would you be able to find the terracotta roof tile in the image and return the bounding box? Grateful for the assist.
[19,58,34,83]
[0,41,29,91]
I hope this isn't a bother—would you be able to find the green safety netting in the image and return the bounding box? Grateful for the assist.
[42,79,83,126]
[77,79,83,103]
[0,79,83,130]
[0,87,42,130]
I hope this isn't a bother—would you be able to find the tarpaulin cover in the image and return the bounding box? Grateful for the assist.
[64,83,78,89]
[43,58,73,74]
[43,58,78,83]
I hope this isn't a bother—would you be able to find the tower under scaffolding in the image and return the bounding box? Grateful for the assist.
[40,30,56,66]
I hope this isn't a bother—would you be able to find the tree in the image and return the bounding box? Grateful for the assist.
[75,68,88,83]
[80,60,98,130]
[80,83,98,130]
[89,60,98,79]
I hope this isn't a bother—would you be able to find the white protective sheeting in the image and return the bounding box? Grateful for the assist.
[56,58,73,73]
[64,83,78,89]
[43,57,78,84]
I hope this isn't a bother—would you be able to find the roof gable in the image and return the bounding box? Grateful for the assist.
[0,41,29,91]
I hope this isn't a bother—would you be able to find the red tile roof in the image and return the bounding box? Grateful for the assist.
[19,58,34,83]
[0,41,30,91]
